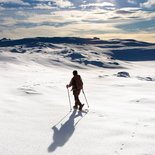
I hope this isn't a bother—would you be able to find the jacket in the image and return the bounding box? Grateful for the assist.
[69,75,83,91]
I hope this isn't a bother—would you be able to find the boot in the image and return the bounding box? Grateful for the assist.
[79,104,84,111]
[73,105,78,109]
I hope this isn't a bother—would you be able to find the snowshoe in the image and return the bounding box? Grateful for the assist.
[73,105,78,109]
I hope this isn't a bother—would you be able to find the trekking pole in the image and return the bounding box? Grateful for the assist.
[67,88,72,111]
[82,89,89,108]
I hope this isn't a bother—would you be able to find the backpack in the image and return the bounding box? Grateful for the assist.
[73,75,83,90]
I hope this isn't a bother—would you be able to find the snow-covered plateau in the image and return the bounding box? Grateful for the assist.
[0,37,155,155]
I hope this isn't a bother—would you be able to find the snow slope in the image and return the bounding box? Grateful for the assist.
[0,37,155,155]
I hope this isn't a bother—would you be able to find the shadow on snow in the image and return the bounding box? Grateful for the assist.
[48,110,86,152]
[110,48,155,61]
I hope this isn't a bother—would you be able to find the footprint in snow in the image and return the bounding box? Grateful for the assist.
[19,87,40,95]
[115,144,125,154]
[131,132,135,138]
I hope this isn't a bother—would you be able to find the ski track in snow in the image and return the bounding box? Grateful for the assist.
[0,38,155,155]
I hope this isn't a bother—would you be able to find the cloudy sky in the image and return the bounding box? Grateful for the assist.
[0,0,155,42]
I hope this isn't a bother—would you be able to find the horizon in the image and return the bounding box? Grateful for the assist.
[0,0,155,43]
[0,36,154,44]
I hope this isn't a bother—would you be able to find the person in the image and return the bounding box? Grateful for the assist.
[66,70,84,111]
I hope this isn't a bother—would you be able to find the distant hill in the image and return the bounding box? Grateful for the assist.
[0,37,154,47]
[0,37,155,69]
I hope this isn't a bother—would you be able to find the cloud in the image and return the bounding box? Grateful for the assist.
[0,21,120,38]
[53,0,73,8]
[116,18,155,33]
[34,3,56,10]
[1,7,154,30]
[25,12,77,24]
[0,0,21,2]
[117,7,141,11]
[0,17,18,26]
[1,24,155,43]
[0,0,155,43]
[128,0,136,4]
[116,10,134,14]
[99,32,155,43]
[141,0,155,8]
[81,2,115,8]
[36,0,73,8]
[0,6,5,10]
[0,0,29,5]
[113,0,147,8]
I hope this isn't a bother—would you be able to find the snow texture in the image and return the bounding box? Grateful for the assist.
[0,37,155,155]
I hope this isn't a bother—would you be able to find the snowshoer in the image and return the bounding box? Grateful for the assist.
[66,70,84,111]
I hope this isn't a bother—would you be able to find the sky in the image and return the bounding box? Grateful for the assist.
[0,0,155,42]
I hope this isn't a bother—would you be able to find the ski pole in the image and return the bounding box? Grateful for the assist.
[82,89,89,108]
[67,88,72,111]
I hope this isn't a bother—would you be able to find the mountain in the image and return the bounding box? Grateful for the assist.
[0,37,155,69]
[0,37,154,47]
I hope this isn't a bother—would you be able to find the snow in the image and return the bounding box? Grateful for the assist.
[0,37,155,155]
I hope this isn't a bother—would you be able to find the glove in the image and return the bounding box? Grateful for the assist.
[66,84,69,88]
